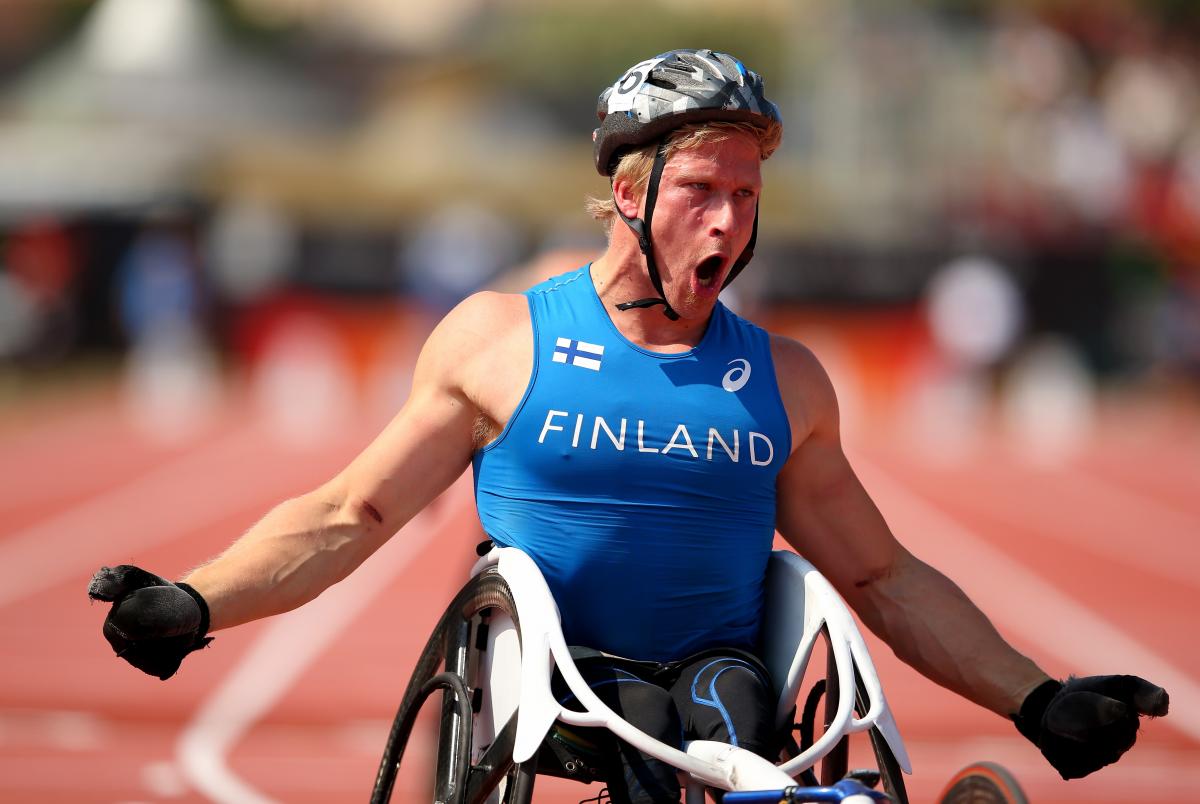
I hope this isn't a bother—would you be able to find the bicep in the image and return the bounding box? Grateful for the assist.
[326,305,488,536]
[776,433,902,602]
[772,340,902,603]
[334,384,476,532]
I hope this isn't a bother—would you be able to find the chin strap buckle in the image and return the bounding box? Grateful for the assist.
[615,297,680,320]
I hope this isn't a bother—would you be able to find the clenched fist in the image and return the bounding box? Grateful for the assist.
[1014,675,1169,779]
[88,565,212,680]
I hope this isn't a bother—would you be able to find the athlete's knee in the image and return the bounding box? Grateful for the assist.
[614,678,683,746]
[590,675,682,803]
[709,660,771,699]
[675,656,775,752]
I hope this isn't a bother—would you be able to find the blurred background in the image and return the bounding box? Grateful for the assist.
[2,0,1199,402]
[1,0,1197,802]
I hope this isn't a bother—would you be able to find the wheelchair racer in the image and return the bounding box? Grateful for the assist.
[90,49,1168,804]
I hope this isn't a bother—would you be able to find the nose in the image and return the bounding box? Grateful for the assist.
[708,195,739,239]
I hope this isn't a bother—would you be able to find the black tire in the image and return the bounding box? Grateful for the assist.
[937,761,1028,804]
[371,570,536,804]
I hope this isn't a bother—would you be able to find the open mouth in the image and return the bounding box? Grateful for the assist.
[695,255,725,288]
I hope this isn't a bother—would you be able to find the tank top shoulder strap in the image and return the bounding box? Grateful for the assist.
[524,264,603,347]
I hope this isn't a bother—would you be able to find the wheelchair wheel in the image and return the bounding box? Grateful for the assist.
[936,761,1028,804]
[371,569,536,804]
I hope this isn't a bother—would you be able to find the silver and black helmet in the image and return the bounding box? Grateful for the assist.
[593,49,781,176]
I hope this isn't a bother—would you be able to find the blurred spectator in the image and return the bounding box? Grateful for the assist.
[205,196,296,305]
[115,213,203,344]
[398,202,523,312]
[0,273,40,361]
[0,217,80,364]
[925,254,1024,369]
[113,210,222,441]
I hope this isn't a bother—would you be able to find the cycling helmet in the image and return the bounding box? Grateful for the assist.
[592,49,782,319]
[594,49,781,177]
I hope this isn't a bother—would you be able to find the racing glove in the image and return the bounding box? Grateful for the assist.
[88,564,213,680]
[1013,674,1169,779]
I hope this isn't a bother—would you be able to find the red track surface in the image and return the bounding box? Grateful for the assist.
[3,326,1197,803]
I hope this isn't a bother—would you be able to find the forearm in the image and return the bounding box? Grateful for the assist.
[854,551,1050,717]
[182,488,388,631]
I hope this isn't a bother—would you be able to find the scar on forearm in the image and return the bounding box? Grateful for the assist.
[854,565,893,589]
[361,500,384,525]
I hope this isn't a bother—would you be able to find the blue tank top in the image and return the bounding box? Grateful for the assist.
[472,265,791,661]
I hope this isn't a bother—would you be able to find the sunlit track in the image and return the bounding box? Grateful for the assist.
[0,422,359,610]
[0,394,201,519]
[1074,406,1200,506]
[4,380,1197,803]
[863,438,1200,591]
[1074,451,1200,514]
[1063,462,1200,548]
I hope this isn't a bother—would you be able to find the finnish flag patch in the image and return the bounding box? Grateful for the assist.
[552,337,604,371]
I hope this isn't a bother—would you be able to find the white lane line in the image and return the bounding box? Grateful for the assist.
[140,760,188,798]
[175,476,470,804]
[0,424,321,609]
[1051,466,1200,579]
[853,456,1200,744]
[937,457,1200,591]
[0,709,105,750]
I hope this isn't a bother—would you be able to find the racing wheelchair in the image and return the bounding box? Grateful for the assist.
[370,546,1028,803]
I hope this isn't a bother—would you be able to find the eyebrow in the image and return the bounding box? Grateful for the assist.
[672,170,761,189]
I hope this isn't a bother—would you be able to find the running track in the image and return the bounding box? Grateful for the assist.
[2,309,1196,803]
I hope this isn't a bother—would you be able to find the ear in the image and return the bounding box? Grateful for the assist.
[611,176,643,220]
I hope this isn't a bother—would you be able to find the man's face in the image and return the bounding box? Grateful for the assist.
[645,133,763,320]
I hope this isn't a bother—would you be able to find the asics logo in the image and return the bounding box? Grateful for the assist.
[722,359,751,392]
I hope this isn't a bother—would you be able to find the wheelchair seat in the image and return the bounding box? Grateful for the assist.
[370,547,911,804]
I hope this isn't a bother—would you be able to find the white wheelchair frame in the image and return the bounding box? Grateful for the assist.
[371,547,912,804]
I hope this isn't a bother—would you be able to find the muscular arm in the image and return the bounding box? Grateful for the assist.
[183,292,525,631]
[772,336,1049,717]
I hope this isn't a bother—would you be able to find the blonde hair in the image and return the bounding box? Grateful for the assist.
[585,120,782,234]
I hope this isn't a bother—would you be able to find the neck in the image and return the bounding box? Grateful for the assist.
[591,245,712,353]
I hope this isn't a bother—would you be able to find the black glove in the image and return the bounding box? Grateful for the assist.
[88,565,213,680]
[1013,675,1169,779]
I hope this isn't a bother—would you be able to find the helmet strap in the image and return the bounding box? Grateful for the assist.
[721,202,759,289]
[614,142,680,320]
